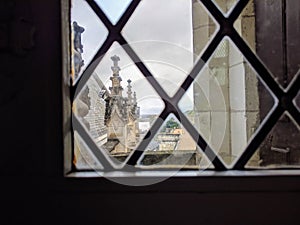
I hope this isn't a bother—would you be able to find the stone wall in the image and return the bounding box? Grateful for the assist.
[84,74,107,146]
[192,0,259,165]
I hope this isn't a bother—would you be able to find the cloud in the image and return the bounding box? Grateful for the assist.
[72,0,194,114]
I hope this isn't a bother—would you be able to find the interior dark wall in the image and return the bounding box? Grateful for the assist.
[1,1,300,225]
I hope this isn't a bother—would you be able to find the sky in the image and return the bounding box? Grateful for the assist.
[71,0,194,115]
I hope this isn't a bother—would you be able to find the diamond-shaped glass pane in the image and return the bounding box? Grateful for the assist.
[295,90,300,112]
[122,0,218,97]
[137,114,213,169]
[74,131,104,170]
[213,0,239,15]
[94,0,132,25]
[71,0,108,84]
[234,0,300,89]
[246,113,300,168]
[178,38,276,168]
[73,42,165,167]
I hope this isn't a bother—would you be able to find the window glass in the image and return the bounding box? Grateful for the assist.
[213,0,238,15]
[71,0,108,84]
[70,0,300,173]
[95,0,132,25]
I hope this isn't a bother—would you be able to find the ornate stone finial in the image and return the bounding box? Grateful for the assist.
[127,79,133,105]
[109,55,123,96]
[133,91,137,104]
[127,79,132,90]
[111,55,120,65]
[111,55,121,75]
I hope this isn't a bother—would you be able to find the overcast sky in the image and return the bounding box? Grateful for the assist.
[71,0,194,115]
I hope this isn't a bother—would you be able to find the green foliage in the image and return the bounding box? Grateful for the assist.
[166,118,180,129]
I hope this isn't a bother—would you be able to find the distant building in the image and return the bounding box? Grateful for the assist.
[138,121,151,133]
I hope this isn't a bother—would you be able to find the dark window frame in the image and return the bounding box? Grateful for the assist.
[63,0,300,179]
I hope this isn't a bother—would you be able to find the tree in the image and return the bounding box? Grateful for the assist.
[165,118,180,129]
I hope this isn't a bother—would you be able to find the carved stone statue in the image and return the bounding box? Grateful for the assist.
[73,21,85,53]
[72,21,85,79]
